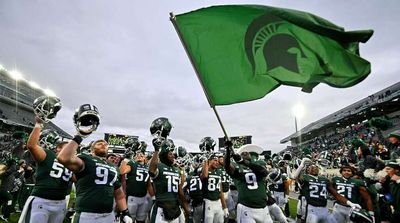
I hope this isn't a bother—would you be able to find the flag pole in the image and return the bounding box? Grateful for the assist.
[169,12,230,140]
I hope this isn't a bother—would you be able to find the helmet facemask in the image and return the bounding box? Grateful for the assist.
[199,137,216,153]
[73,104,100,137]
[33,96,62,123]
[150,117,172,139]
[39,129,60,150]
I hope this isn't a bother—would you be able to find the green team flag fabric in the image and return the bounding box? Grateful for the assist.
[174,5,373,106]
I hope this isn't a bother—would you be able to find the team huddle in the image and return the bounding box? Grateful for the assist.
[14,95,400,223]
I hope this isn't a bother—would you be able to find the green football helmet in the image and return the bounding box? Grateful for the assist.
[199,137,216,153]
[73,104,100,136]
[39,129,60,150]
[283,152,292,161]
[33,96,62,123]
[124,137,140,150]
[349,208,373,223]
[150,117,172,138]
[267,168,282,183]
[139,141,147,153]
[175,146,187,158]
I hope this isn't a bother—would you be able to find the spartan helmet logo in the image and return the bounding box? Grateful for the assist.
[245,13,306,75]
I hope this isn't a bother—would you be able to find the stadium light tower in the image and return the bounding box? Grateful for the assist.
[43,88,57,97]
[29,81,41,89]
[292,103,305,132]
[9,70,24,81]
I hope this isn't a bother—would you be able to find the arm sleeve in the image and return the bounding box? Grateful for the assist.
[224,148,231,170]
[245,161,268,178]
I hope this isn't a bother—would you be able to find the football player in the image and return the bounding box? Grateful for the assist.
[148,117,189,223]
[267,168,289,212]
[19,96,72,223]
[331,164,374,223]
[148,139,189,223]
[185,167,203,223]
[201,153,228,223]
[57,104,132,223]
[266,169,288,223]
[217,152,235,222]
[292,159,361,223]
[385,161,400,222]
[265,189,287,223]
[224,143,273,223]
[120,140,150,223]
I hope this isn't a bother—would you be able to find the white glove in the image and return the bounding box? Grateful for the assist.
[368,211,375,223]
[301,157,311,166]
[346,200,361,210]
[223,208,229,218]
[122,216,133,223]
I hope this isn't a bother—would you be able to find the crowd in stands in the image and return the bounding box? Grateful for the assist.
[283,121,400,170]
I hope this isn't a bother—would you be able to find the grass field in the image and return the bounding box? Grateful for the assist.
[288,197,298,219]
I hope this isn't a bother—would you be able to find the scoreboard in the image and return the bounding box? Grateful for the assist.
[104,133,138,147]
[218,135,252,149]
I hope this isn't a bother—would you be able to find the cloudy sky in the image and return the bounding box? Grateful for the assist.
[0,0,399,153]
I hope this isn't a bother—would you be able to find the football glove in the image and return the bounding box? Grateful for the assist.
[346,200,362,210]
[120,209,132,223]
[152,137,164,152]
[232,153,244,164]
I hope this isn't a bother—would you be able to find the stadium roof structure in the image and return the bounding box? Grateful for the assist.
[0,67,72,138]
[280,82,400,144]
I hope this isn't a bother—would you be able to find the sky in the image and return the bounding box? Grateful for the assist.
[0,0,399,153]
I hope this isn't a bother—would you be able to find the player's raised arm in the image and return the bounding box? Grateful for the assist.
[223,140,236,176]
[29,96,63,162]
[26,117,47,162]
[148,138,163,177]
[57,135,85,173]
[58,104,100,173]
[200,158,209,180]
[178,172,190,219]
[291,157,311,180]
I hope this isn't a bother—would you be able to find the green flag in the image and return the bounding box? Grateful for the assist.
[174,5,373,106]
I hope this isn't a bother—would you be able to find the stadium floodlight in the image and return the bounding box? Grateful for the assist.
[9,70,24,81]
[0,64,5,71]
[292,103,305,133]
[292,103,305,119]
[43,88,57,97]
[29,81,41,89]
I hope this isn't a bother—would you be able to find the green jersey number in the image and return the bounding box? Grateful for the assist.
[221,173,229,183]
[309,185,327,198]
[166,175,180,193]
[189,178,202,191]
[49,161,73,182]
[337,185,352,199]
[208,178,217,191]
[244,172,258,190]
[95,166,118,186]
[135,169,149,182]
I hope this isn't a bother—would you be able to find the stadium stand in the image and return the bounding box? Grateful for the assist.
[281,82,400,146]
[0,67,71,152]
[279,82,400,167]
